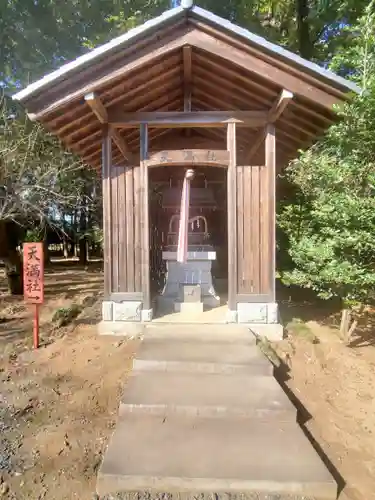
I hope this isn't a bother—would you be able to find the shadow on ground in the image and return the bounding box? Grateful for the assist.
[277,282,375,348]
[273,355,346,496]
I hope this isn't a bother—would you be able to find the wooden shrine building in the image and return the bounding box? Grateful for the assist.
[14,0,359,339]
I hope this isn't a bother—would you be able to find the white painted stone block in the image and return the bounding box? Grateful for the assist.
[102,301,113,322]
[113,301,142,322]
[238,303,267,324]
[141,309,153,322]
[226,309,238,323]
[267,303,279,324]
[174,302,204,314]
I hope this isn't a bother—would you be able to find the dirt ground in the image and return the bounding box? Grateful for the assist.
[272,291,375,500]
[0,262,374,499]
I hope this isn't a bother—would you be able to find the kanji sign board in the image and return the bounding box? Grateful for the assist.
[23,243,44,304]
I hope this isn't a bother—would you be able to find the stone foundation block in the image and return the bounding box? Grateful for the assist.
[113,301,142,322]
[141,309,153,322]
[238,303,268,324]
[102,301,113,322]
[267,302,279,324]
[226,309,238,323]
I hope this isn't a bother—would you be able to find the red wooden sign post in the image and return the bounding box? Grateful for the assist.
[23,243,44,349]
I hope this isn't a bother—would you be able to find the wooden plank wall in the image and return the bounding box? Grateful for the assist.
[236,164,274,301]
[108,165,142,296]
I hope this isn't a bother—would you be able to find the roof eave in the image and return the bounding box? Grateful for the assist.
[190,5,360,95]
[13,5,186,103]
[13,3,360,105]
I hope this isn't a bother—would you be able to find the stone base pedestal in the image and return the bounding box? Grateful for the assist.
[237,302,279,324]
[156,294,219,315]
[102,300,152,324]
[159,250,220,314]
[174,301,204,314]
[226,309,238,323]
[141,309,153,322]
[99,299,283,341]
[236,302,283,341]
[102,301,142,322]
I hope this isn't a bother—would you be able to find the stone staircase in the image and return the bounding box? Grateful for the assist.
[97,325,337,500]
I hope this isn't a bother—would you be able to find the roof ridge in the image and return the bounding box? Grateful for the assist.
[13,3,359,103]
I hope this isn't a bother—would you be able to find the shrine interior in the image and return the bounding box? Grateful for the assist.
[148,164,228,316]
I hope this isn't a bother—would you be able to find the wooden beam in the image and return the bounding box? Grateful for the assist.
[183,45,192,138]
[49,53,182,131]
[108,110,268,128]
[120,96,183,146]
[268,89,294,122]
[28,29,193,121]
[102,127,112,298]
[194,52,276,99]
[110,128,134,163]
[194,86,245,114]
[191,29,340,110]
[194,51,333,126]
[146,135,225,152]
[227,122,237,312]
[245,131,266,164]
[145,149,229,168]
[183,46,192,112]
[193,78,312,141]
[245,89,293,162]
[84,92,108,123]
[84,92,134,163]
[140,124,151,312]
[105,77,183,124]
[265,123,276,301]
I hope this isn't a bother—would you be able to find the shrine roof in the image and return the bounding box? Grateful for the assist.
[13,2,359,169]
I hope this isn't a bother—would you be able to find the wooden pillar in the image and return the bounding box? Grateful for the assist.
[102,126,112,298]
[140,123,151,311]
[227,121,237,311]
[265,123,276,301]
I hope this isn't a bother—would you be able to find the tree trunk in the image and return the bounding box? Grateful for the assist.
[79,209,88,266]
[43,235,50,266]
[63,238,69,258]
[340,307,361,344]
[5,249,23,295]
[72,209,78,258]
[296,0,312,60]
[87,207,93,262]
[0,221,23,295]
[79,239,88,265]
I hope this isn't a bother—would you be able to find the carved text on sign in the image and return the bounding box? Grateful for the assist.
[145,149,230,168]
[23,242,44,304]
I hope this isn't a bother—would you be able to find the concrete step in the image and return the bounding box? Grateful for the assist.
[120,371,295,419]
[143,324,256,344]
[135,337,273,376]
[97,413,337,499]
[133,358,273,376]
[137,338,270,367]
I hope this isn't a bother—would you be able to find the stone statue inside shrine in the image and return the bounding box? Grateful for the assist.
[157,181,220,314]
